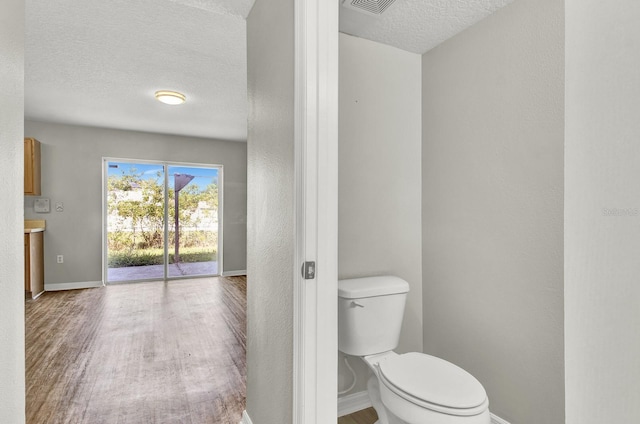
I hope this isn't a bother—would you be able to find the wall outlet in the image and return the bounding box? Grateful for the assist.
[57,255,64,264]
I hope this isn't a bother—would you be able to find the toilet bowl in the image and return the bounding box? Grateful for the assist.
[364,351,490,424]
[338,276,490,424]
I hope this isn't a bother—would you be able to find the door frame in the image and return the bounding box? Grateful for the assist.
[292,0,339,421]
[102,158,223,283]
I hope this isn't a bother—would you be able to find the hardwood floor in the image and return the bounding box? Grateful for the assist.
[338,407,378,424]
[26,276,246,424]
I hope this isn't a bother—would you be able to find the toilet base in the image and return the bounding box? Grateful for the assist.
[367,373,403,424]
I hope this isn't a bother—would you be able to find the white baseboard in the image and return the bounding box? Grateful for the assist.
[222,270,247,277]
[45,281,104,291]
[338,391,371,417]
[240,410,253,424]
[339,390,510,424]
[491,413,511,424]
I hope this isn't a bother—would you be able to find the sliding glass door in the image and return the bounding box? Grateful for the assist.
[104,159,221,283]
[167,165,219,278]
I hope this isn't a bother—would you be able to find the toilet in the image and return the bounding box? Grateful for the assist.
[338,276,491,424]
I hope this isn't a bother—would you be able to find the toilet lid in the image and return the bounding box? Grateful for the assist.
[378,352,487,410]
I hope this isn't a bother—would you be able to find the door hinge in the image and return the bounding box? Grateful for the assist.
[301,261,316,280]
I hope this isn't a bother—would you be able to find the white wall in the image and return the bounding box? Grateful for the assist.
[338,33,422,394]
[565,1,640,422]
[24,120,247,285]
[245,0,295,422]
[421,0,564,422]
[0,0,26,421]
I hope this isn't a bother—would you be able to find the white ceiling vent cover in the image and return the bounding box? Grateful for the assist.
[342,0,398,16]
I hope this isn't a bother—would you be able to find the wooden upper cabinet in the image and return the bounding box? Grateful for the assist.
[24,137,41,196]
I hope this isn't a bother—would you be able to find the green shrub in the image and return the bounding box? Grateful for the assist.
[107,230,218,251]
[108,247,217,268]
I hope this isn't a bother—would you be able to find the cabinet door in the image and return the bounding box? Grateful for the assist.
[29,232,45,296]
[24,138,41,196]
[25,235,31,291]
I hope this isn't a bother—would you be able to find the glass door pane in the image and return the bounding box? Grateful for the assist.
[106,161,165,282]
[167,165,219,278]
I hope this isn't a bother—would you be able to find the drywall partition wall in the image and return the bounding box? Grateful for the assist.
[338,33,422,394]
[0,0,26,421]
[23,120,247,284]
[565,1,640,423]
[421,0,564,422]
[246,0,295,422]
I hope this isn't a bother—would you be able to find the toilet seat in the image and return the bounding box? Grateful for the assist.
[378,352,489,417]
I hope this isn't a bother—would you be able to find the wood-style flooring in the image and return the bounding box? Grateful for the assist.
[26,276,246,424]
[338,407,378,424]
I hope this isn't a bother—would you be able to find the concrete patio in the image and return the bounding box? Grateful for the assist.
[107,261,218,282]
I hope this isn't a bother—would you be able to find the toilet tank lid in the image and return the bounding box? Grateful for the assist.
[338,276,409,299]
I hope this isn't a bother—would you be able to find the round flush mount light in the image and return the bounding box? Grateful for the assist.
[154,90,186,105]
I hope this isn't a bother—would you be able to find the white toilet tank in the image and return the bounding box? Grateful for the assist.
[338,276,410,356]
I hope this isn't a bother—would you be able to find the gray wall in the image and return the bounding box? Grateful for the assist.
[246,0,295,422]
[338,33,422,394]
[421,0,564,422]
[565,0,640,422]
[0,0,26,421]
[24,120,247,285]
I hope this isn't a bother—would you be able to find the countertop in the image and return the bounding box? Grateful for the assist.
[25,219,46,234]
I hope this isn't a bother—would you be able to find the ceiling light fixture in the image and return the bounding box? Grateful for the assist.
[154,90,186,105]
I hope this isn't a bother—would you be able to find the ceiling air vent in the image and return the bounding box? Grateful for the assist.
[341,0,397,16]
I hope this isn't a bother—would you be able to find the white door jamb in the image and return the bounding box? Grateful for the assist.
[293,0,339,422]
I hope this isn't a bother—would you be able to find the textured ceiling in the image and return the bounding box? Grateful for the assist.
[25,0,250,141]
[25,0,516,142]
[340,0,516,54]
